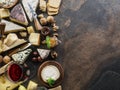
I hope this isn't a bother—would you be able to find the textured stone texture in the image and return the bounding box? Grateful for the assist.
[56,0,120,90]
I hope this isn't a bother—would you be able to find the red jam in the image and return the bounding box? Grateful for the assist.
[8,63,23,82]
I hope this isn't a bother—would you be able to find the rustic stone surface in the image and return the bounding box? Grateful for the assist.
[55,0,120,90]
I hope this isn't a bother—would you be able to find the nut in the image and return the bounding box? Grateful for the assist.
[47,16,55,23]
[3,55,11,64]
[38,14,44,18]
[53,25,59,31]
[41,26,50,36]
[40,18,47,25]
[42,40,46,44]
[51,51,58,58]
[53,33,58,37]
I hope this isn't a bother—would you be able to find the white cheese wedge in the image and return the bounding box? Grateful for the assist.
[37,49,50,59]
[4,33,18,47]
[1,19,26,34]
[12,49,32,64]
[22,0,39,21]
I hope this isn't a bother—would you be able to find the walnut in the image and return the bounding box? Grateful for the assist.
[47,16,55,23]
[40,17,47,25]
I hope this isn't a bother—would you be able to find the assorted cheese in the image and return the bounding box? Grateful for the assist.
[0,0,63,89]
[39,0,47,12]
[29,33,40,46]
[37,49,50,59]
[1,19,26,34]
[27,26,35,34]
[0,8,10,18]
[12,49,32,64]
[4,33,18,47]
[27,81,38,90]
[22,0,39,21]
[10,4,28,26]
[41,65,60,82]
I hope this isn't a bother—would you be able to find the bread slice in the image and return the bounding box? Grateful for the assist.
[22,0,39,22]
[39,0,46,12]
[48,11,58,15]
[1,19,26,34]
[47,0,61,15]
[29,33,40,46]
[10,4,28,26]
[47,0,61,8]
[47,6,59,12]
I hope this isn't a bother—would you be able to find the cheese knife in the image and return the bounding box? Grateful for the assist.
[28,3,43,31]
[8,43,31,56]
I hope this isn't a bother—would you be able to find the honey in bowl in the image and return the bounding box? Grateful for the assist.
[7,63,23,82]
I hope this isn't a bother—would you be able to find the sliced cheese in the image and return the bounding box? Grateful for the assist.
[49,85,62,90]
[1,19,26,34]
[0,8,10,18]
[22,0,39,21]
[19,32,27,37]
[2,39,27,52]
[4,33,18,47]
[39,0,46,12]
[27,81,38,90]
[37,49,50,59]
[29,33,40,46]
[27,26,35,34]
[12,49,32,64]
[10,4,28,26]
[48,11,58,15]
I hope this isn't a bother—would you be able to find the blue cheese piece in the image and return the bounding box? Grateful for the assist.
[12,49,32,64]
[37,49,50,59]
[22,0,39,21]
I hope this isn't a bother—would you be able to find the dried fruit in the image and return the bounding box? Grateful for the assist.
[53,25,59,31]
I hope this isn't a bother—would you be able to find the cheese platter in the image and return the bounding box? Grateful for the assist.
[0,0,63,90]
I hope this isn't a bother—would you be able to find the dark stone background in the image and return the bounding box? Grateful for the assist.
[55,0,120,90]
